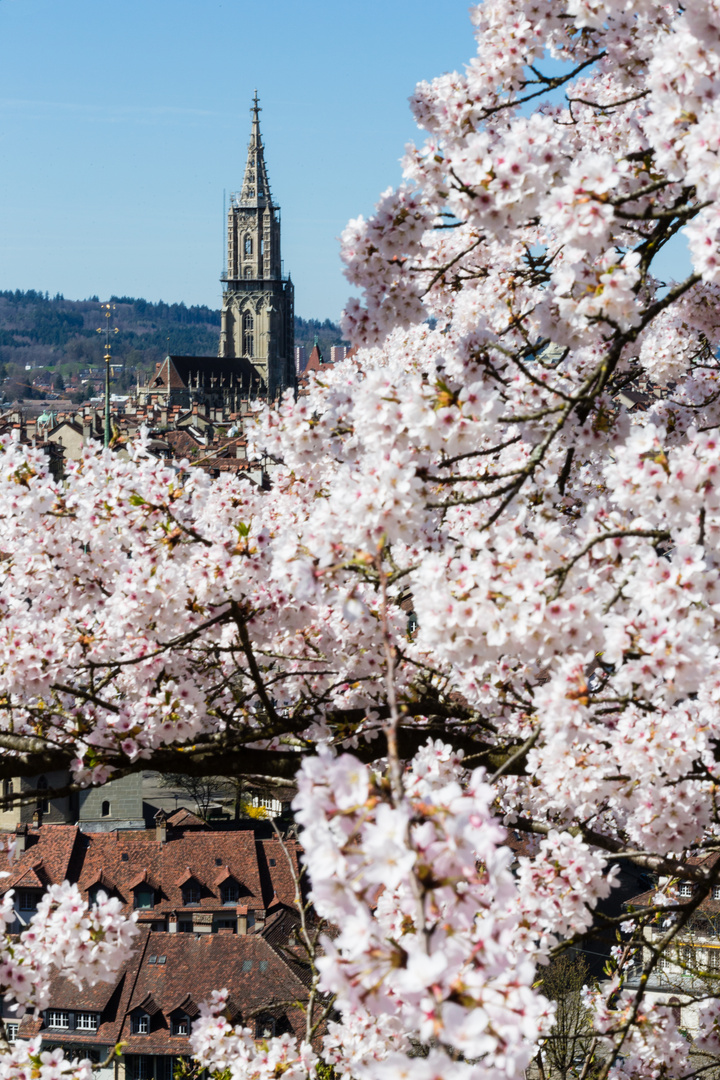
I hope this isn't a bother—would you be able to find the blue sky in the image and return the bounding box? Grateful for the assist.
[0,0,476,322]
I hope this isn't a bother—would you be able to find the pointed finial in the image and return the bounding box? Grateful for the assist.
[252,90,261,122]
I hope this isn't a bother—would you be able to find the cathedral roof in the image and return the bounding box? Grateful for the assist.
[152,356,262,392]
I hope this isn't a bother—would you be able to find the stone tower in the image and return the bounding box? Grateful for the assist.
[219,93,295,398]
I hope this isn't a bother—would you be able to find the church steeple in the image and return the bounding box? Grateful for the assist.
[219,94,295,399]
[239,92,274,209]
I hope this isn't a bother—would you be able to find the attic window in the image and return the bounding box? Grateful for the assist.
[256,1016,275,1039]
[172,1013,189,1036]
[158,956,166,965]
[48,1010,70,1030]
[148,956,157,965]
[134,887,155,910]
[183,882,201,906]
[259,960,268,973]
[132,1012,149,1035]
[242,960,252,973]
[221,881,239,905]
[679,882,694,897]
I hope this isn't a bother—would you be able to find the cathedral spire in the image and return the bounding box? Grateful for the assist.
[240,91,273,208]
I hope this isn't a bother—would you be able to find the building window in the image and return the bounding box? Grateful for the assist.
[179,920,192,933]
[132,1013,150,1035]
[242,312,254,357]
[679,882,694,897]
[708,949,720,971]
[658,952,671,970]
[36,775,49,815]
[134,888,154,910]
[126,1056,173,1080]
[221,881,239,905]
[2,778,13,807]
[256,1016,275,1039]
[182,882,201,906]
[48,1011,70,1030]
[19,891,38,911]
[244,236,252,256]
[679,944,695,967]
[5,1023,17,1043]
[244,267,252,278]
[101,800,110,817]
[76,1013,98,1031]
[171,1013,189,1036]
[713,886,720,900]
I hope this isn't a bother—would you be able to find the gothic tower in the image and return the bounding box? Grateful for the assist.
[219,93,295,398]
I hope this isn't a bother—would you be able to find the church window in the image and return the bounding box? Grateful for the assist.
[244,236,252,256]
[244,267,252,278]
[101,800,110,817]
[242,313,254,357]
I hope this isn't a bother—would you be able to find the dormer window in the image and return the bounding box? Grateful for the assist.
[132,1011,150,1035]
[134,888,155,910]
[221,881,240,905]
[256,1016,275,1039]
[171,1012,190,1036]
[679,882,694,897]
[182,882,201,906]
[76,1012,98,1031]
[48,1010,69,1030]
[19,890,39,911]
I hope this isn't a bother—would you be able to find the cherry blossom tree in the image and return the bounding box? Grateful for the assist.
[6,1,720,1078]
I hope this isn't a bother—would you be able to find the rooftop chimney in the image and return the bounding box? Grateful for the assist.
[14,824,27,861]
[154,808,167,844]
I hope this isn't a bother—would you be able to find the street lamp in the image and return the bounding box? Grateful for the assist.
[97,303,119,448]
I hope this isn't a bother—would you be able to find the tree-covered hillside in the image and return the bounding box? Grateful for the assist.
[0,290,345,400]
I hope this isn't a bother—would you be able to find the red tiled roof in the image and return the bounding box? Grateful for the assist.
[166,807,207,829]
[119,931,310,1053]
[5,826,80,890]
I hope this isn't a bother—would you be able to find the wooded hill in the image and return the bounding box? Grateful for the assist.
[0,290,346,400]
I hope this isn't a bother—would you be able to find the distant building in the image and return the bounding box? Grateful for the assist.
[136,354,260,410]
[219,93,295,399]
[295,346,307,374]
[330,345,347,364]
[2,819,316,1070]
[0,771,144,833]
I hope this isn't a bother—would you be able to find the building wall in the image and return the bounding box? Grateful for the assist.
[79,773,144,831]
[0,771,144,831]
